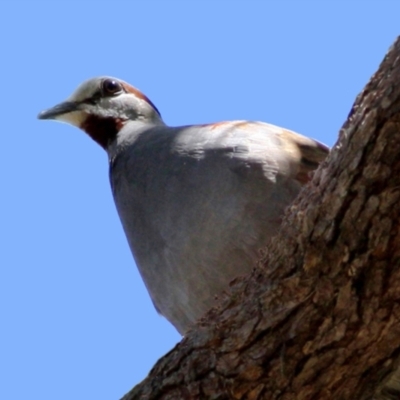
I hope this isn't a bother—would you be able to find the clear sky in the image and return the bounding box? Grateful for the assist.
[1,1,398,399]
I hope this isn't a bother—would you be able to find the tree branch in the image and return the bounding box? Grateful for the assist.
[122,36,400,400]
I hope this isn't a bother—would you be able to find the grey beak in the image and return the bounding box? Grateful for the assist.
[37,101,79,120]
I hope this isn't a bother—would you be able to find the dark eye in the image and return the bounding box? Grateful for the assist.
[102,79,123,95]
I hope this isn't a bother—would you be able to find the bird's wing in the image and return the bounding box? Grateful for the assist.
[173,120,329,184]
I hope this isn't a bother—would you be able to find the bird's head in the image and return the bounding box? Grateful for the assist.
[38,76,162,150]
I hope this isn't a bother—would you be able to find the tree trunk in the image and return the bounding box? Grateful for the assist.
[121,37,400,400]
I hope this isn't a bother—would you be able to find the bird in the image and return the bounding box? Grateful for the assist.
[38,76,329,335]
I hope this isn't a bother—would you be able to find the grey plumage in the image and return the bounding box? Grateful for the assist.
[38,77,329,334]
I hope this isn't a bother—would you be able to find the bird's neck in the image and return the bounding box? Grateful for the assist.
[81,115,166,151]
[104,118,167,160]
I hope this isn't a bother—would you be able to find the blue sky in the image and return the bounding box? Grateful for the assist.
[1,1,398,399]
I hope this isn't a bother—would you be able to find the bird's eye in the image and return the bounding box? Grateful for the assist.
[102,79,123,95]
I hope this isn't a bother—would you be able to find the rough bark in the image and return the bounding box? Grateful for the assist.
[121,37,400,400]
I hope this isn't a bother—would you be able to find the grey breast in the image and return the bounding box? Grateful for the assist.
[109,121,328,334]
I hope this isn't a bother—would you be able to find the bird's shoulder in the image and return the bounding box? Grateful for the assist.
[172,120,329,173]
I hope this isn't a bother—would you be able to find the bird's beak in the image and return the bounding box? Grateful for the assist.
[37,101,80,120]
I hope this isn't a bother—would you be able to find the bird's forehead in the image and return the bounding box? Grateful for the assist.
[67,77,104,102]
[63,76,161,116]
[66,77,150,103]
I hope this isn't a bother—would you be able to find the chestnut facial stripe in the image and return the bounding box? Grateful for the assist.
[122,83,161,117]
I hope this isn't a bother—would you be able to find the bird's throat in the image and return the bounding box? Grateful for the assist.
[80,115,126,150]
